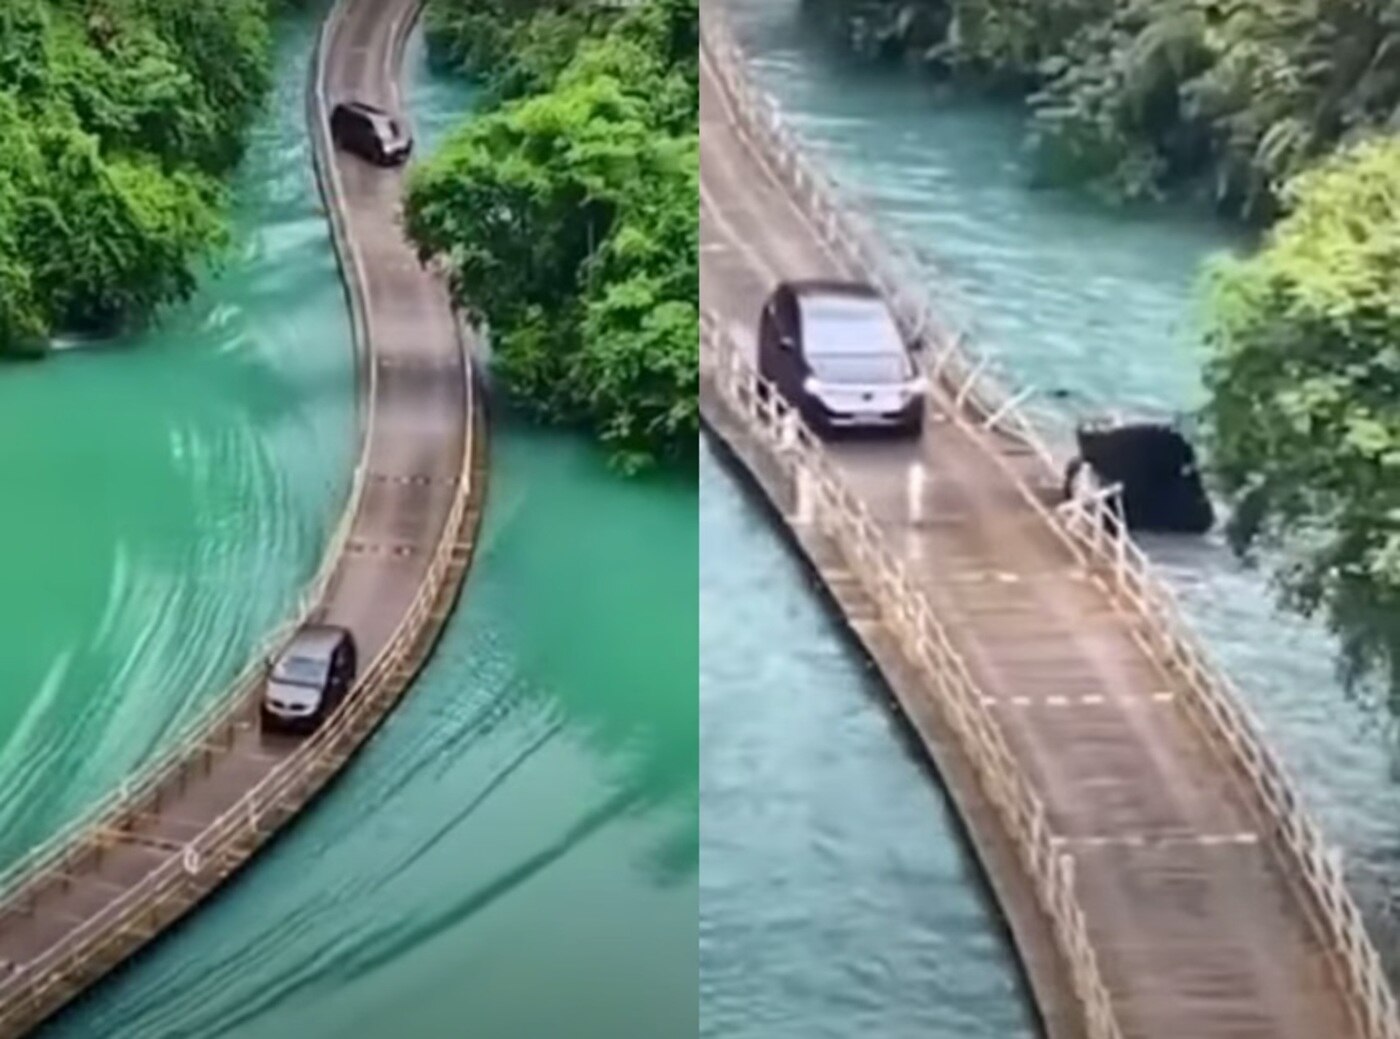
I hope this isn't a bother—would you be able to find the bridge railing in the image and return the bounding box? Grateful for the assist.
[0,0,379,928]
[1057,485,1400,1039]
[702,9,1400,1037]
[702,313,1123,1039]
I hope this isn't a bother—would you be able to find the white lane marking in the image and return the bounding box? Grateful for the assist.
[386,10,405,109]
[980,693,1172,708]
[1056,832,1258,849]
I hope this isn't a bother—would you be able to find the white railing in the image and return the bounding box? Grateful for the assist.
[0,1,481,1027]
[1056,483,1400,1039]
[702,8,1400,1037]
[701,313,1123,1039]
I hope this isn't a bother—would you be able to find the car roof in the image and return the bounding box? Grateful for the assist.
[794,287,904,356]
[281,624,350,662]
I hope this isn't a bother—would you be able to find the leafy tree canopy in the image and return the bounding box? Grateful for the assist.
[0,0,280,355]
[410,0,698,470]
[1201,137,1400,695]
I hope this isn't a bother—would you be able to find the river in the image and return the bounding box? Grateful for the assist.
[0,8,355,870]
[11,10,696,1038]
[701,0,1400,1032]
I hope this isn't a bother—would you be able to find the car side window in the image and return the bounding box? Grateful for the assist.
[779,293,799,352]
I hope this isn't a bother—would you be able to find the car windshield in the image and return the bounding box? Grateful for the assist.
[798,293,909,384]
[273,654,327,688]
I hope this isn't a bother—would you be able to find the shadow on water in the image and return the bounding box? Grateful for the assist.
[484,419,699,886]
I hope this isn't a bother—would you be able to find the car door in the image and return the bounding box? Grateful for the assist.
[331,642,351,705]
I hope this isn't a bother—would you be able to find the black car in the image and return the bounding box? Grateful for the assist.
[757,280,925,438]
[330,100,412,166]
[1064,419,1214,534]
[260,624,359,734]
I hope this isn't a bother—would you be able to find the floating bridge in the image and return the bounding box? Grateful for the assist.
[0,0,485,1032]
[698,7,1397,1038]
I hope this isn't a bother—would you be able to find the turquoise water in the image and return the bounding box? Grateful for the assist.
[0,6,354,869]
[719,0,1400,982]
[39,22,697,1039]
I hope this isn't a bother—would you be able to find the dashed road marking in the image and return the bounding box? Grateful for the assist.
[1056,831,1258,849]
[981,693,1173,708]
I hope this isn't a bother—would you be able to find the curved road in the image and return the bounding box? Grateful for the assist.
[698,14,1358,1039]
[0,0,482,1032]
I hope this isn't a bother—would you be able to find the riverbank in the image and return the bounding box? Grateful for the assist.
[804,0,1400,222]
[0,0,290,354]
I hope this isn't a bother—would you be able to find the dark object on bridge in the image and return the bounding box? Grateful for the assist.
[1064,419,1214,534]
[330,100,412,166]
[757,279,925,439]
[261,624,359,734]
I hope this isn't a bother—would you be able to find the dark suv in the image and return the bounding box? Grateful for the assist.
[330,100,412,166]
[758,280,925,438]
[261,624,359,734]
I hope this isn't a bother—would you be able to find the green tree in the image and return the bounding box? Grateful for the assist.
[0,0,277,355]
[1200,137,1400,694]
[411,0,698,469]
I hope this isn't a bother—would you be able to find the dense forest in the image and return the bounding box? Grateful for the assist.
[408,0,699,471]
[0,0,285,356]
[808,0,1400,695]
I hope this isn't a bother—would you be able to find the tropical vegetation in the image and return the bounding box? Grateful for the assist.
[408,0,699,471]
[0,0,287,356]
